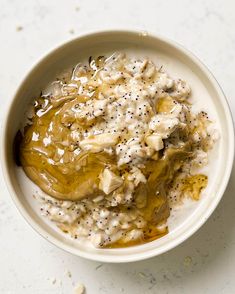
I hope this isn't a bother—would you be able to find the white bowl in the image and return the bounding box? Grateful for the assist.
[1,30,234,263]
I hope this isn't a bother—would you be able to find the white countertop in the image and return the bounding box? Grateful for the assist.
[0,0,235,293]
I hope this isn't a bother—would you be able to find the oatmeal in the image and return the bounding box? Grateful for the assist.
[18,53,218,248]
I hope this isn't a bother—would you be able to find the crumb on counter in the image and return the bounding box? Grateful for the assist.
[74,283,85,294]
[183,256,193,266]
[16,25,23,32]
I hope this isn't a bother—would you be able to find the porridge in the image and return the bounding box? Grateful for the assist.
[17,53,218,248]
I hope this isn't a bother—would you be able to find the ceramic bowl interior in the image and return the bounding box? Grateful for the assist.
[2,30,234,262]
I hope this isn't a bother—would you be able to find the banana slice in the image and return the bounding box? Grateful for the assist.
[99,168,123,195]
[145,134,164,151]
[79,133,119,152]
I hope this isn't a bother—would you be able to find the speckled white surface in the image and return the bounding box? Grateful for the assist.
[0,0,235,293]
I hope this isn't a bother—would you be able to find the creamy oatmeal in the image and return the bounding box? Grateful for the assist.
[18,53,218,248]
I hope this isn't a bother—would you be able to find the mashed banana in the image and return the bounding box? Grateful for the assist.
[18,53,217,248]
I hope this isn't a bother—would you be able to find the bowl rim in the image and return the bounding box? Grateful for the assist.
[1,29,234,263]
